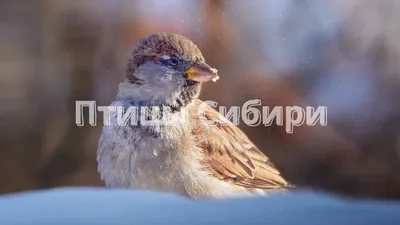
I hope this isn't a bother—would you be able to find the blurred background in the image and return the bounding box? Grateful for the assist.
[1,0,399,198]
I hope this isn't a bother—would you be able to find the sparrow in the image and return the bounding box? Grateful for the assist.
[97,33,290,199]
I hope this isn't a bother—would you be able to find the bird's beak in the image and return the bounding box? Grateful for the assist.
[185,62,219,83]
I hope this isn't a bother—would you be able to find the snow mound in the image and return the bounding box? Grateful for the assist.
[0,188,399,225]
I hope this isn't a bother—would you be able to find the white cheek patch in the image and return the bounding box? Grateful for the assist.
[162,55,170,60]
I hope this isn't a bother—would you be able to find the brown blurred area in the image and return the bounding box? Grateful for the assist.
[0,0,399,198]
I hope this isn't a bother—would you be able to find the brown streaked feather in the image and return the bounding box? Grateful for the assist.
[190,100,289,189]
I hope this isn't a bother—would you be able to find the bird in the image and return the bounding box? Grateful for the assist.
[97,32,290,199]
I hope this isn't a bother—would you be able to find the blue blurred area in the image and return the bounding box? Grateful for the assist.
[0,188,399,225]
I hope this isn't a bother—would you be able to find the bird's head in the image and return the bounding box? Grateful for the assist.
[119,33,219,108]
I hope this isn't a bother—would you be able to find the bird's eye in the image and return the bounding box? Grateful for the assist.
[167,57,179,67]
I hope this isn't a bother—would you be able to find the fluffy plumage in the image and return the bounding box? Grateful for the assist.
[97,33,290,199]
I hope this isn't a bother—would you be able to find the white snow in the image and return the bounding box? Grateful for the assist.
[212,76,220,82]
[0,188,399,225]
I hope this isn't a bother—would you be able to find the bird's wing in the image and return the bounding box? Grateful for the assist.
[190,100,289,189]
